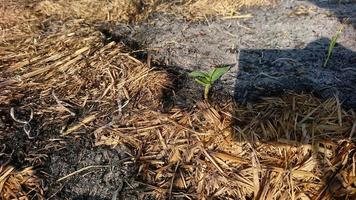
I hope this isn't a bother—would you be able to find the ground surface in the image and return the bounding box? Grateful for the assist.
[1,0,356,200]
[115,0,356,108]
[49,1,356,199]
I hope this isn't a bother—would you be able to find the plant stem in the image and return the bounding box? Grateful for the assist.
[204,84,211,99]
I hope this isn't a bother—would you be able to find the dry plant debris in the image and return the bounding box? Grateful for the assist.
[95,93,356,199]
[0,0,32,29]
[1,0,355,199]
[0,2,169,198]
[0,0,41,45]
[0,18,169,137]
[149,0,273,20]
[35,0,140,22]
[0,165,44,200]
[34,0,274,22]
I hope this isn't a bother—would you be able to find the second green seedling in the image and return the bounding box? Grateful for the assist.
[323,26,344,67]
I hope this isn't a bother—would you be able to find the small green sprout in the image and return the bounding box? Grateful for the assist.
[323,25,344,67]
[189,66,229,99]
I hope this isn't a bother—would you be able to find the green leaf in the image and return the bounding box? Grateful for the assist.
[210,66,229,82]
[195,77,210,86]
[323,26,344,67]
[189,71,209,78]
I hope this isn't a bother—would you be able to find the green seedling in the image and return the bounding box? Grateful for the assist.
[323,25,344,67]
[189,66,229,99]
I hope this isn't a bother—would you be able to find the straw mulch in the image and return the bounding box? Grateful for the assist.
[0,0,41,46]
[95,93,356,199]
[1,0,355,199]
[1,2,168,199]
[34,0,274,22]
[1,0,273,51]
[0,165,44,200]
[138,0,274,20]
[0,18,169,137]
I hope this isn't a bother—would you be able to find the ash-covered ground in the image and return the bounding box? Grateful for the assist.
[112,0,356,108]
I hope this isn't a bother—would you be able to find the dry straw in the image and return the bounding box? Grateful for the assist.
[152,0,272,19]
[0,165,44,200]
[34,0,274,22]
[1,0,355,199]
[95,94,356,199]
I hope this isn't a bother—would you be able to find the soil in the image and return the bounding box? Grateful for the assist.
[112,0,356,108]
[1,0,356,200]
[45,141,136,198]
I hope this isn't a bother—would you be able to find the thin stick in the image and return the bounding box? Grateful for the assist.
[56,165,109,182]
[201,148,225,176]
[222,14,253,19]
[169,161,180,200]
[62,113,97,136]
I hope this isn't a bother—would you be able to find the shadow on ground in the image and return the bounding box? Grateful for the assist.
[310,0,356,28]
[233,1,356,109]
[234,37,356,109]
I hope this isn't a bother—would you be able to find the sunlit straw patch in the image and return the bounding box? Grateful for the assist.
[0,165,44,200]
